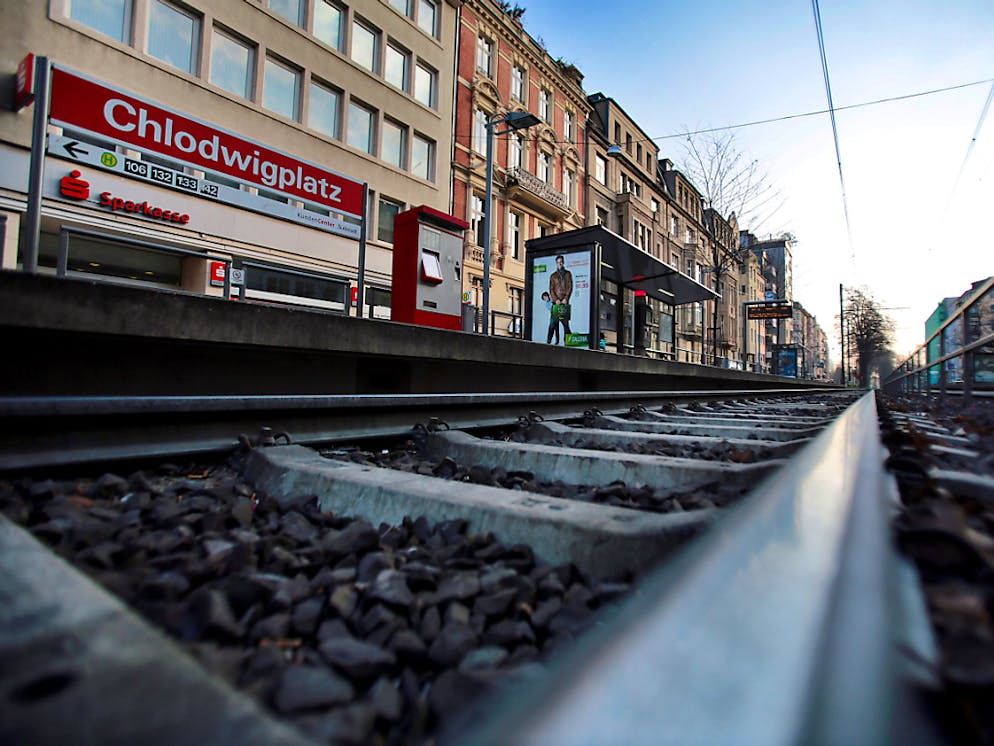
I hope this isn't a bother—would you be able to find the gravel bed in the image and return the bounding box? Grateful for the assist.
[0,445,631,745]
[326,437,745,513]
[878,391,994,744]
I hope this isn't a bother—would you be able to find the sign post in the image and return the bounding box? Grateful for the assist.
[23,55,51,273]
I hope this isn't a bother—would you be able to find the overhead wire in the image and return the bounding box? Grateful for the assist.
[811,0,855,265]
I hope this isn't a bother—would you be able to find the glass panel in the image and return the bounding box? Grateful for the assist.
[352,21,377,72]
[269,0,302,26]
[382,120,404,168]
[314,1,342,50]
[417,0,436,35]
[348,102,374,153]
[378,199,403,242]
[210,29,253,98]
[148,0,198,74]
[309,81,340,138]
[414,63,435,107]
[389,0,411,15]
[385,44,408,90]
[411,134,433,180]
[70,0,131,41]
[263,58,299,120]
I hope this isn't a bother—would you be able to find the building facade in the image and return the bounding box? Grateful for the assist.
[452,0,587,335]
[1,0,460,314]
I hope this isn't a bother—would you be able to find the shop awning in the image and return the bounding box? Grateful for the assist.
[526,226,718,305]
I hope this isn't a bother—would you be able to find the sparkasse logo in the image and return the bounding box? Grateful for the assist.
[60,169,90,200]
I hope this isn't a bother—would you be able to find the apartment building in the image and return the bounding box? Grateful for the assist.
[702,207,740,367]
[1,0,459,313]
[792,301,829,379]
[738,247,767,371]
[452,0,588,335]
[584,92,672,353]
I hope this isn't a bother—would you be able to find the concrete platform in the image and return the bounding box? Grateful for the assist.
[0,271,823,396]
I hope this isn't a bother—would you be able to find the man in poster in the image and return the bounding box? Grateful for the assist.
[547,254,573,343]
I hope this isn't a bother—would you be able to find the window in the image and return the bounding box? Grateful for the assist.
[351,19,378,72]
[539,89,551,122]
[537,152,551,183]
[385,43,409,90]
[347,101,375,153]
[148,0,199,74]
[509,286,523,315]
[210,28,253,98]
[670,216,678,236]
[414,63,436,107]
[636,144,642,163]
[564,168,574,207]
[263,57,300,120]
[268,0,303,26]
[508,211,522,260]
[686,228,695,244]
[596,206,609,227]
[417,0,437,36]
[389,0,411,15]
[595,154,606,185]
[382,119,406,168]
[471,194,485,246]
[377,197,404,243]
[473,108,487,153]
[614,123,621,144]
[507,133,522,169]
[314,0,343,50]
[476,36,492,76]
[651,198,659,214]
[511,65,525,102]
[70,0,132,41]
[563,110,573,141]
[412,134,434,180]
[309,80,341,138]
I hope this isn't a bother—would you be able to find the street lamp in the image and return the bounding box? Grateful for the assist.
[481,110,540,335]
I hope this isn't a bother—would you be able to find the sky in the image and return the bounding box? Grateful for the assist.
[516,0,994,363]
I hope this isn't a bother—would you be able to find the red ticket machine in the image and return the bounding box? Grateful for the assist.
[391,206,468,330]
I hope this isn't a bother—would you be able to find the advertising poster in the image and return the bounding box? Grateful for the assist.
[531,250,592,347]
[777,347,798,378]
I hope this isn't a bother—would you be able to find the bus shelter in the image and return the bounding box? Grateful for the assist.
[525,226,718,352]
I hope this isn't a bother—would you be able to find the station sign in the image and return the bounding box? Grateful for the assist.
[747,300,793,320]
[47,66,364,220]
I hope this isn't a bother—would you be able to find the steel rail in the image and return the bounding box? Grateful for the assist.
[457,390,930,745]
[0,389,838,471]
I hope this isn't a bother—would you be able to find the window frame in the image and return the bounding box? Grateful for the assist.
[411,133,435,181]
[476,35,493,76]
[313,0,344,50]
[413,62,437,108]
[351,18,380,73]
[262,55,301,121]
[417,0,438,37]
[209,26,254,99]
[347,99,376,154]
[381,118,407,169]
[308,78,341,139]
[147,0,201,75]
[385,41,410,91]
[69,0,133,42]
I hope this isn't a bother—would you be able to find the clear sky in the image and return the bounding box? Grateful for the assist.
[516,0,994,363]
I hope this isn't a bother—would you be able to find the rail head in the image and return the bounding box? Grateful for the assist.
[453,391,907,745]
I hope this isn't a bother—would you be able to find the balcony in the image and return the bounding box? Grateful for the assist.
[505,167,571,218]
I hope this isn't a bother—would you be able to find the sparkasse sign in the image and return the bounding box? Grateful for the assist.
[48,67,364,218]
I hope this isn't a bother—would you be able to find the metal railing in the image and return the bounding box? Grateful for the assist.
[882,275,994,398]
[56,226,233,299]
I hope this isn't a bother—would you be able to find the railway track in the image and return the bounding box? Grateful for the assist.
[0,388,945,744]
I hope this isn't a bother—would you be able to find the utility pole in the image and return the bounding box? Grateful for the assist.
[839,283,846,386]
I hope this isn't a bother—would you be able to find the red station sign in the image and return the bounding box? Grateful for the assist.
[48,67,364,217]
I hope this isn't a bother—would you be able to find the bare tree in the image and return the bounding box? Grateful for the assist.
[680,130,784,232]
[839,286,895,387]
